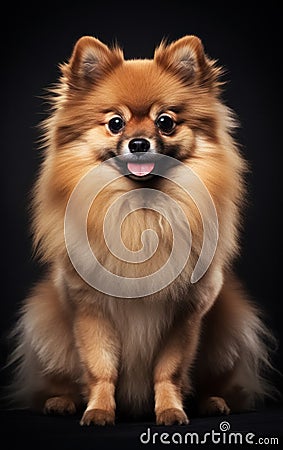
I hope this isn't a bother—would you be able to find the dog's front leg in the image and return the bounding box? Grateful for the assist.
[75,312,120,426]
[154,315,201,425]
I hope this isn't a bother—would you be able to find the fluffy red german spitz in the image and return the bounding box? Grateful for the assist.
[8,35,275,425]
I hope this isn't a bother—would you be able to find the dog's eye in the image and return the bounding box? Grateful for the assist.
[156,114,176,135]
[108,116,125,134]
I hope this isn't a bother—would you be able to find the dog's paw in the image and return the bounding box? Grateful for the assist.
[156,408,189,426]
[199,396,230,416]
[80,408,115,426]
[43,396,76,415]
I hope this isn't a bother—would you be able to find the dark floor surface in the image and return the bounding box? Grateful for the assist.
[1,406,282,449]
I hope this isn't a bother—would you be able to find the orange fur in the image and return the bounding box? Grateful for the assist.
[7,35,276,425]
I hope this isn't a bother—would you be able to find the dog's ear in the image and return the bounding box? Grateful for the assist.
[62,36,124,88]
[154,36,217,86]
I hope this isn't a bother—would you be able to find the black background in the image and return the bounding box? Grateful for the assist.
[0,0,282,407]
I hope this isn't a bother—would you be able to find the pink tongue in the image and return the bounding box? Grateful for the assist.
[127,162,155,177]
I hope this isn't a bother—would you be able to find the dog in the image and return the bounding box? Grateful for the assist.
[7,35,275,426]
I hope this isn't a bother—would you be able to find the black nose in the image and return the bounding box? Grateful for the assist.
[128,138,150,153]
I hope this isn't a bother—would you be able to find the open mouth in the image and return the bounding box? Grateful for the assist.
[112,152,179,181]
[114,152,160,180]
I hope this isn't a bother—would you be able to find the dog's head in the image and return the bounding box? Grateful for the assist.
[49,36,222,187]
[35,36,245,281]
